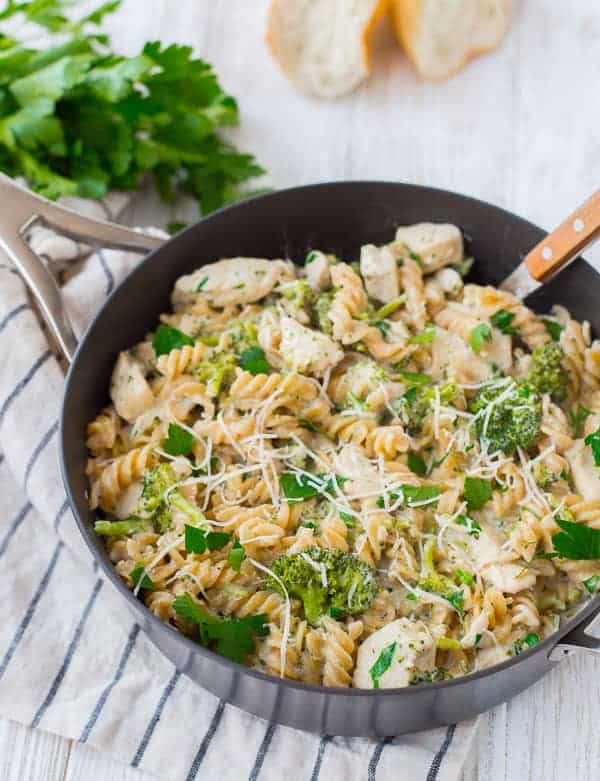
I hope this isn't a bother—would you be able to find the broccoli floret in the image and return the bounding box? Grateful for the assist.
[314,291,334,335]
[395,383,457,435]
[138,463,207,533]
[410,668,452,685]
[169,492,208,528]
[532,460,558,489]
[139,464,176,531]
[196,353,237,397]
[417,539,455,595]
[470,379,542,455]
[281,280,314,313]
[226,320,258,355]
[525,342,569,402]
[329,554,379,615]
[268,547,378,624]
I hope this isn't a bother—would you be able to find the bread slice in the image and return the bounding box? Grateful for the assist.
[266,0,388,98]
[390,0,512,80]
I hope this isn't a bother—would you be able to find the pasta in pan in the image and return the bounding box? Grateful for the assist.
[87,223,600,689]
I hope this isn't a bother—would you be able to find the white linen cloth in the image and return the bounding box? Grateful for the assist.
[0,200,477,781]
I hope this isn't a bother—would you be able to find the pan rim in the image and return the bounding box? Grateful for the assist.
[60,179,600,699]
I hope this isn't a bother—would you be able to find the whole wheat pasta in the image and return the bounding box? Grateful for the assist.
[86,231,600,688]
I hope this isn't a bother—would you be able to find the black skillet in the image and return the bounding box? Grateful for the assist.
[3,175,600,736]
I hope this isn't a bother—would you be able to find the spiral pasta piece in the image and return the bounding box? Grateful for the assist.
[89,445,156,511]
[86,408,119,456]
[156,342,209,381]
[320,514,349,551]
[365,425,410,459]
[462,284,550,350]
[321,618,363,687]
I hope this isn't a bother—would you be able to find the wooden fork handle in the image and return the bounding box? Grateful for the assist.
[525,189,600,282]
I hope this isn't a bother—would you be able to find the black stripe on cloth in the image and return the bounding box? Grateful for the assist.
[0,542,63,680]
[425,725,456,781]
[30,577,104,729]
[367,737,393,781]
[24,419,58,489]
[0,303,30,336]
[310,735,333,781]
[79,623,140,742]
[248,722,277,781]
[185,699,226,781]
[131,668,182,767]
[0,350,52,425]
[0,502,31,560]
[52,498,69,531]
[97,248,115,296]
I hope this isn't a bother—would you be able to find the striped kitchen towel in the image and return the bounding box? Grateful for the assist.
[0,199,478,781]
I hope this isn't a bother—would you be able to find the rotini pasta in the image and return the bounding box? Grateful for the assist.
[88,227,600,689]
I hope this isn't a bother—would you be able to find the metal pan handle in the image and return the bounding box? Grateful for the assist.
[548,603,600,661]
[0,173,164,364]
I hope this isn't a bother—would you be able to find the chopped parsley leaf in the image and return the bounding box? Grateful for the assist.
[583,575,600,594]
[551,519,600,560]
[407,451,428,477]
[584,425,600,466]
[456,514,481,538]
[464,477,493,511]
[164,423,193,456]
[153,325,195,356]
[227,541,246,571]
[446,590,465,617]
[173,593,268,663]
[542,319,563,341]
[369,641,397,688]
[130,564,154,590]
[373,320,390,338]
[490,309,518,336]
[240,346,270,375]
[470,323,492,353]
[185,525,230,554]
[280,472,346,503]
[376,484,440,509]
[454,569,474,586]
[195,276,209,292]
[514,632,540,655]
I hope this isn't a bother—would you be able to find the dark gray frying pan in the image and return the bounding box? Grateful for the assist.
[3,174,600,736]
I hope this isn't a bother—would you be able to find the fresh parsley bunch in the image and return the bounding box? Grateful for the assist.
[0,0,264,215]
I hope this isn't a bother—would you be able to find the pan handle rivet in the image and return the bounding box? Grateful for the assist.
[542,246,553,261]
[573,218,585,233]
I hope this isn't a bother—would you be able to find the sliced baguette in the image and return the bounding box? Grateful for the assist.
[390,0,512,80]
[266,0,388,98]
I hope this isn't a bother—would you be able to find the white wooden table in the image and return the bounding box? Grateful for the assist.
[1,1,599,778]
